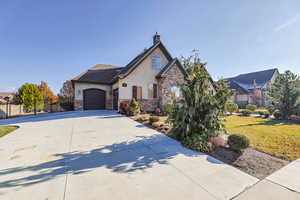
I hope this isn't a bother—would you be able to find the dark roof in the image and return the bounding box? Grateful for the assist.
[156,58,188,78]
[73,67,123,84]
[72,40,175,84]
[227,68,278,93]
[227,79,249,94]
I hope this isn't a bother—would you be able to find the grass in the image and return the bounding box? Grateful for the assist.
[225,115,300,160]
[0,126,18,138]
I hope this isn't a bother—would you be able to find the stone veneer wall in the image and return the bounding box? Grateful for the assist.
[158,64,185,110]
[118,99,159,113]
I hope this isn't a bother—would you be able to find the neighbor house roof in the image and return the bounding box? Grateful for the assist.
[226,68,279,94]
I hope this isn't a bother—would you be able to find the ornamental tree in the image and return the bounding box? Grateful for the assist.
[168,53,232,151]
[16,83,44,113]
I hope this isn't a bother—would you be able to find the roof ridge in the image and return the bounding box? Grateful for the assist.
[234,68,278,77]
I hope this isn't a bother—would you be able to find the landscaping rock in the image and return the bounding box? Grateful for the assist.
[152,121,164,128]
[210,135,228,147]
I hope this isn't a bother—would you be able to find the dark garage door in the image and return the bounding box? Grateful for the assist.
[83,88,106,110]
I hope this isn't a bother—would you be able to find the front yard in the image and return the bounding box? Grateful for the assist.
[0,126,18,138]
[225,116,300,160]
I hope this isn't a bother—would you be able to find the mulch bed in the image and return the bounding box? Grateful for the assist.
[130,115,290,179]
[210,147,290,179]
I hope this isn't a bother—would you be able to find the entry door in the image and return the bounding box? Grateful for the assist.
[113,88,119,110]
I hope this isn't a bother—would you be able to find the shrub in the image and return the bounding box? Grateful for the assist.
[127,99,140,116]
[136,115,148,122]
[155,107,161,116]
[274,110,282,120]
[228,134,250,152]
[226,103,239,114]
[258,110,270,118]
[245,104,257,112]
[119,101,129,114]
[182,134,214,153]
[267,105,276,115]
[164,102,173,114]
[149,116,160,124]
[241,109,252,116]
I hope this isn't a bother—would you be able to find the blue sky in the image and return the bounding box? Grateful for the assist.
[1,0,300,93]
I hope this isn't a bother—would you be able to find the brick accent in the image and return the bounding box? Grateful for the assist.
[119,99,159,113]
[139,99,159,112]
[158,63,185,109]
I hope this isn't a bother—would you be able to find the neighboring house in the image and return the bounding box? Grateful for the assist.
[71,33,189,112]
[0,92,15,104]
[226,68,279,108]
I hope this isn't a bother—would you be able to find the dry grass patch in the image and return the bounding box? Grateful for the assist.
[0,126,18,138]
[225,115,300,160]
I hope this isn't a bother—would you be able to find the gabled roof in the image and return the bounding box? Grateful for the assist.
[73,67,123,84]
[226,68,279,93]
[156,58,188,79]
[72,40,175,84]
[118,41,173,79]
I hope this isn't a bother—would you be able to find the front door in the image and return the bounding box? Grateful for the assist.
[113,88,119,110]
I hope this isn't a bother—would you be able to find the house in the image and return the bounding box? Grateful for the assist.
[72,33,189,112]
[0,92,15,104]
[226,68,279,108]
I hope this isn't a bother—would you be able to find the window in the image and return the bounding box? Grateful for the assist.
[170,86,180,99]
[147,84,153,99]
[153,84,158,98]
[152,55,161,69]
[133,86,142,100]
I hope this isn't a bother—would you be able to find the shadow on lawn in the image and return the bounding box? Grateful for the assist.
[237,119,298,128]
[0,134,216,189]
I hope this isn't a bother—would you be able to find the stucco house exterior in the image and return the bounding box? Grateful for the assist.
[226,68,279,108]
[71,33,188,112]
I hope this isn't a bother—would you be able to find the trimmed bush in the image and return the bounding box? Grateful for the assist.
[182,134,214,153]
[267,105,276,115]
[164,102,173,114]
[274,111,282,120]
[119,101,129,114]
[245,104,257,112]
[258,110,270,118]
[127,99,140,116]
[226,103,239,114]
[149,116,160,124]
[228,134,250,152]
[241,109,252,116]
[136,115,148,122]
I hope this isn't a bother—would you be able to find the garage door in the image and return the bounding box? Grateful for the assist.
[83,89,106,110]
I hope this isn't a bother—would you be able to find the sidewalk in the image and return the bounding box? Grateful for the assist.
[234,159,300,200]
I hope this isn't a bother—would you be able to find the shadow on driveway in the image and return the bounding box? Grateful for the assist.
[0,134,221,189]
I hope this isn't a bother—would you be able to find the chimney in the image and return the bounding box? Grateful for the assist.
[153,32,160,44]
[252,79,257,89]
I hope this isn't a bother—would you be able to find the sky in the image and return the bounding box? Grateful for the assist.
[0,0,300,93]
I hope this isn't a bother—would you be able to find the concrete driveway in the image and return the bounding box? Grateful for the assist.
[0,110,258,200]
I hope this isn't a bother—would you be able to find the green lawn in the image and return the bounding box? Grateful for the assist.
[0,126,18,138]
[225,115,300,160]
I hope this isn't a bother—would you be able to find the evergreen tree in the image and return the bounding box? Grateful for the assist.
[270,71,300,119]
[168,53,232,151]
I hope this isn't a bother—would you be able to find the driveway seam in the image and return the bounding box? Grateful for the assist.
[143,142,220,200]
[265,179,300,195]
[63,118,76,200]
